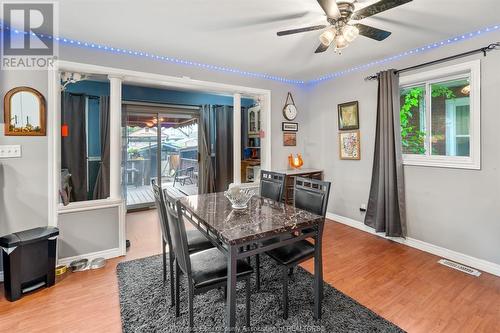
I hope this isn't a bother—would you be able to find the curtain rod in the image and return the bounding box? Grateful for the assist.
[364,42,500,81]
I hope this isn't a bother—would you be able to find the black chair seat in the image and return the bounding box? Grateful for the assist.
[186,229,213,253]
[190,248,253,289]
[265,240,314,266]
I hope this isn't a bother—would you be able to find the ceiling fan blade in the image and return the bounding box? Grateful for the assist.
[317,0,341,19]
[355,23,392,41]
[277,25,327,36]
[351,0,413,20]
[315,43,330,53]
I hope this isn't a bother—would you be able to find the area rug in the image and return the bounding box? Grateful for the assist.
[117,254,404,333]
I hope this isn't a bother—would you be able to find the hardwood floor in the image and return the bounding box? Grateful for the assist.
[1,210,499,332]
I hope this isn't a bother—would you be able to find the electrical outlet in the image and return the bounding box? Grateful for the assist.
[0,145,22,158]
[360,203,367,212]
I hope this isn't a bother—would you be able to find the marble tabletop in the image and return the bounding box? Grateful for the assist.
[178,192,324,246]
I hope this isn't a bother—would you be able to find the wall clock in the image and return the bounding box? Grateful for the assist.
[282,92,297,121]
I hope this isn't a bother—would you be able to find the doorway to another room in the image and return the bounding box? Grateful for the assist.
[123,103,200,209]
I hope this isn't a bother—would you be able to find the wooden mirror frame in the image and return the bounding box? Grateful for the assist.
[4,86,46,136]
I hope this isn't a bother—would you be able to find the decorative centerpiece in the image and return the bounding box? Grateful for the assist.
[288,153,304,169]
[224,186,257,209]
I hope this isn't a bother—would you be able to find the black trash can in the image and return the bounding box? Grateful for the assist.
[0,226,59,301]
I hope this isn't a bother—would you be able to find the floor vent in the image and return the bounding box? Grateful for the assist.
[438,259,481,276]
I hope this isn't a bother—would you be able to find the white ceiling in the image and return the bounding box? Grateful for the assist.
[59,0,500,81]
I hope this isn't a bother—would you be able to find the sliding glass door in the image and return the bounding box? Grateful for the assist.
[123,104,199,209]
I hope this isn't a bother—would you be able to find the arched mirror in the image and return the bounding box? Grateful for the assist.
[4,87,46,136]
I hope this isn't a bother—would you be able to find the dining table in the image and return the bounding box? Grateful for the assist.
[177,192,325,332]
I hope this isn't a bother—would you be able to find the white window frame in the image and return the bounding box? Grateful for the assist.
[400,60,481,170]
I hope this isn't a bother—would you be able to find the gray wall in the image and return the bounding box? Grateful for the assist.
[0,70,49,272]
[58,207,120,258]
[303,34,500,265]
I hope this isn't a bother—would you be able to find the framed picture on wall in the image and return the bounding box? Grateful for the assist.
[282,122,298,132]
[339,130,360,160]
[338,101,359,130]
[283,132,296,146]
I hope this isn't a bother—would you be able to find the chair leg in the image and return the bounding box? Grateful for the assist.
[282,266,289,320]
[255,254,261,291]
[188,283,194,330]
[175,261,180,317]
[289,267,294,276]
[246,277,251,327]
[169,252,175,307]
[162,240,167,283]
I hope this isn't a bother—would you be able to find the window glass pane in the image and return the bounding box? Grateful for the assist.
[430,78,470,157]
[400,85,426,154]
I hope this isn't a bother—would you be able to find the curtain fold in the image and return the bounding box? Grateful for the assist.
[61,93,87,202]
[198,105,215,194]
[364,69,407,237]
[93,96,111,200]
[214,105,234,192]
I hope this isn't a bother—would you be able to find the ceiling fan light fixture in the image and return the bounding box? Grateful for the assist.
[319,28,336,46]
[334,34,349,50]
[343,25,359,43]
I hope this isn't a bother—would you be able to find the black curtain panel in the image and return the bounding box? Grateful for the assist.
[214,105,234,192]
[198,105,215,194]
[364,69,407,237]
[93,96,111,200]
[61,93,87,202]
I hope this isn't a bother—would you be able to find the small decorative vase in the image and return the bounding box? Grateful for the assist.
[288,153,304,169]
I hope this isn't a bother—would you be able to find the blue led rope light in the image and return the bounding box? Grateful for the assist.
[2,22,499,86]
[306,24,500,85]
[2,23,304,85]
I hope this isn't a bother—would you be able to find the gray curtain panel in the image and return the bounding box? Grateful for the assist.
[198,105,215,194]
[93,96,111,200]
[61,93,87,202]
[214,105,234,192]
[364,69,407,237]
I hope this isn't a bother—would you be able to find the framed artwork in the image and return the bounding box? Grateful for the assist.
[339,130,360,160]
[338,101,359,130]
[282,122,298,132]
[4,86,46,136]
[283,132,296,146]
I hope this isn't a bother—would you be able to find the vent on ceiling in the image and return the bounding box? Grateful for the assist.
[438,259,481,277]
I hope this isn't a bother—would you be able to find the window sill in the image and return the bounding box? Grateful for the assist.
[402,155,480,170]
[58,197,123,214]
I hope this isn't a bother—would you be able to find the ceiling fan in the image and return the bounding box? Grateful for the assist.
[277,0,413,54]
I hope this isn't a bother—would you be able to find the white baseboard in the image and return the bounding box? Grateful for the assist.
[57,247,123,267]
[326,212,500,277]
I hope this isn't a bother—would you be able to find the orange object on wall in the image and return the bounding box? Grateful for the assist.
[288,153,304,169]
[61,124,69,137]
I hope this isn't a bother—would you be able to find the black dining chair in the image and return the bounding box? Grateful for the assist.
[166,198,254,329]
[260,170,285,202]
[254,170,286,290]
[265,177,331,319]
[151,180,213,307]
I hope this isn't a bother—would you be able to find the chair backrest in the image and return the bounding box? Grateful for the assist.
[164,191,192,276]
[151,179,172,246]
[294,177,331,218]
[260,170,285,202]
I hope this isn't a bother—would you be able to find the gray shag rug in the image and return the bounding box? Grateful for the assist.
[117,254,404,333]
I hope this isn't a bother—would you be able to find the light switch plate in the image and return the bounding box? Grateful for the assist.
[0,145,22,158]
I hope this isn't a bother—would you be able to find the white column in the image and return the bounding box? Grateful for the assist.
[233,93,242,184]
[108,75,123,200]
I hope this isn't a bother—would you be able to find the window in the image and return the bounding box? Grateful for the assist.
[399,60,480,169]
